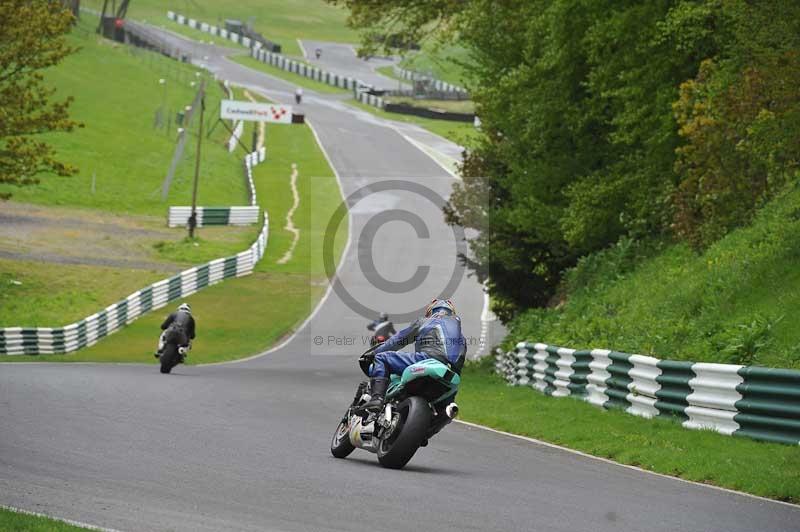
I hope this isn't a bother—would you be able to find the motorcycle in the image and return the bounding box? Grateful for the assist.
[157,327,189,374]
[330,349,461,469]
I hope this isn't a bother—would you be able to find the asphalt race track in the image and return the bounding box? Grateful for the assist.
[1,28,798,532]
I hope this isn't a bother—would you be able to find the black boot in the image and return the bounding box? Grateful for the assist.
[361,377,388,412]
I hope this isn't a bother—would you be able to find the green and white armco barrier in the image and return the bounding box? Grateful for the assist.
[495,343,800,445]
[392,65,468,96]
[168,11,260,50]
[167,11,382,107]
[168,146,265,227]
[167,206,260,227]
[250,47,363,91]
[356,91,385,109]
[0,150,270,356]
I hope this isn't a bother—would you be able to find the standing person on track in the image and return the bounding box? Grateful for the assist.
[360,299,466,411]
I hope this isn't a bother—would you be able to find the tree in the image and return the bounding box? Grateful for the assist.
[0,0,81,199]
[334,0,800,320]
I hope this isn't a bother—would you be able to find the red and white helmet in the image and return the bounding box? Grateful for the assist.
[425,298,455,317]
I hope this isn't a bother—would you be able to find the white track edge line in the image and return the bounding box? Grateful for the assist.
[395,129,461,181]
[0,504,123,532]
[454,420,800,509]
[200,118,352,366]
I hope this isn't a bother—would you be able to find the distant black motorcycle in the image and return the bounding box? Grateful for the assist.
[158,327,189,374]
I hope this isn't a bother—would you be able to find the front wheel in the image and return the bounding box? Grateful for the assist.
[330,412,355,458]
[376,396,431,469]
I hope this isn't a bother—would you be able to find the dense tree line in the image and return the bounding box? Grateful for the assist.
[333,0,800,321]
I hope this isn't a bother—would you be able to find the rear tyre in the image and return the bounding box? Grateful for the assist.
[330,413,355,458]
[159,344,179,374]
[376,396,431,469]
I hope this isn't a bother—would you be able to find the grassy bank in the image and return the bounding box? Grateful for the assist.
[229,55,348,95]
[7,122,347,364]
[0,16,265,329]
[0,507,92,532]
[385,96,475,114]
[458,359,800,503]
[0,17,246,216]
[400,43,473,88]
[507,182,800,369]
[347,100,479,147]
[82,0,357,57]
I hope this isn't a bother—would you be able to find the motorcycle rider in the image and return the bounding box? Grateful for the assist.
[154,302,196,359]
[367,312,396,345]
[361,299,466,411]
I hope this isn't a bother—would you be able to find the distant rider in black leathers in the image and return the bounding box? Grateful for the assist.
[155,303,196,359]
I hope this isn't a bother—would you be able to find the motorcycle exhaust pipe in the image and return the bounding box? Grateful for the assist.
[445,402,459,419]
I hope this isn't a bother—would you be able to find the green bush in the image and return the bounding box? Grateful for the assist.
[506,182,800,369]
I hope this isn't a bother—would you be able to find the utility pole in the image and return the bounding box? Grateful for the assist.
[189,80,206,239]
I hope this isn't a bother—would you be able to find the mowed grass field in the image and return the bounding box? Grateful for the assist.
[0,18,247,215]
[8,122,347,364]
[81,0,357,57]
[1,16,346,362]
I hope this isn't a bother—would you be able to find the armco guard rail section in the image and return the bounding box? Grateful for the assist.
[168,11,263,50]
[495,343,800,445]
[165,12,384,107]
[392,65,468,96]
[0,151,269,356]
[168,147,265,227]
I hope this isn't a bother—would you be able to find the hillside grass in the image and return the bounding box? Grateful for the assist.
[229,55,349,94]
[0,16,247,216]
[81,0,357,57]
[399,43,473,88]
[6,122,347,363]
[507,181,800,369]
[458,358,800,503]
[347,99,479,147]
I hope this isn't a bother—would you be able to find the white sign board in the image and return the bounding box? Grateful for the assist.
[221,100,293,124]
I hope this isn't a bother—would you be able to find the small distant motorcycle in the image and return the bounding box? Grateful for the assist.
[157,328,189,374]
[315,48,322,60]
[330,349,460,469]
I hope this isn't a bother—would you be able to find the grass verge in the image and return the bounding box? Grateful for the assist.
[458,358,800,503]
[6,122,347,363]
[0,16,247,216]
[229,55,349,95]
[385,96,475,114]
[0,507,92,532]
[400,43,473,87]
[347,99,479,146]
